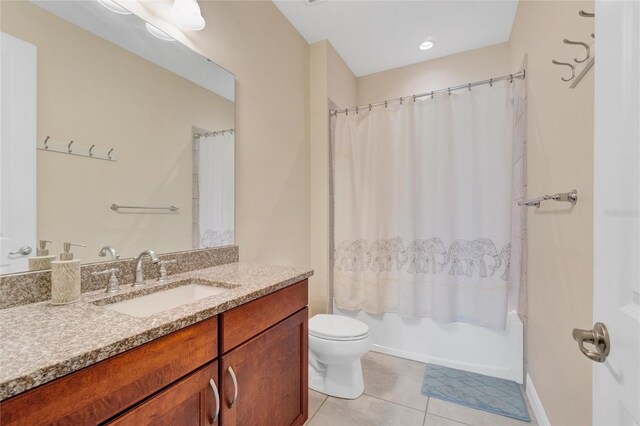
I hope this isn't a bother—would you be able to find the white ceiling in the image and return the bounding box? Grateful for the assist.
[273,0,519,77]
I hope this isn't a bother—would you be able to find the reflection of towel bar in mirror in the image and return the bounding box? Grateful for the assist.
[518,190,578,208]
[111,204,179,212]
[38,136,117,161]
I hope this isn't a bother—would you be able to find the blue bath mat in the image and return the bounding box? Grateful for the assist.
[421,364,530,422]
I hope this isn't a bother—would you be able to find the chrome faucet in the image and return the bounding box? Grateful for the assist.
[98,245,120,260]
[134,250,159,286]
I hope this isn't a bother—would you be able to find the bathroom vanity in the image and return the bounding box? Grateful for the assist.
[0,262,312,426]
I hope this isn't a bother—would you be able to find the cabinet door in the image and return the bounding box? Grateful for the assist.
[220,308,308,426]
[109,361,220,426]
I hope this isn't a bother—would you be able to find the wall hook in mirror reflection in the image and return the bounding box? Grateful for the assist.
[44,136,50,150]
[89,145,95,157]
[579,10,594,18]
[563,39,590,63]
[67,140,74,153]
[552,60,575,82]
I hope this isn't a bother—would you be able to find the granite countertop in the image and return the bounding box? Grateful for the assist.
[0,262,313,401]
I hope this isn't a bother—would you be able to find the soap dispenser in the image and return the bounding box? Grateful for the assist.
[28,240,56,271]
[51,242,86,305]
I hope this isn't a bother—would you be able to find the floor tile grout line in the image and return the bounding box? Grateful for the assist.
[422,397,430,425]
[427,412,474,426]
[307,394,329,424]
[362,392,427,414]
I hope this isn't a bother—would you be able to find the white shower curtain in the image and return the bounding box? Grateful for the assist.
[198,132,234,248]
[332,81,519,329]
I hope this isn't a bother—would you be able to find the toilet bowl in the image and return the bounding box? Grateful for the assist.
[308,314,372,399]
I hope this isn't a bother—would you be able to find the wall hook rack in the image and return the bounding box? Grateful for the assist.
[563,39,591,63]
[552,60,576,82]
[518,189,578,208]
[37,136,117,162]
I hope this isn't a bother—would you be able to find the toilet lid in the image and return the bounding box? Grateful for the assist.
[309,315,369,340]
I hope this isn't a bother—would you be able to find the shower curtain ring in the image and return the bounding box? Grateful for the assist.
[510,74,514,83]
[448,88,452,96]
[355,106,359,114]
[44,136,50,149]
[400,97,403,105]
[413,95,416,102]
[369,104,372,111]
[430,91,434,99]
[490,78,493,87]
[385,101,388,108]
[346,108,349,116]
[67,140,74,153]
[468,83,471,91]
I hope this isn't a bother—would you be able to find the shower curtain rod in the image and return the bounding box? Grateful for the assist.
[329,70,525,116]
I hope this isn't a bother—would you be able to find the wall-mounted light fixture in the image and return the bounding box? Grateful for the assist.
[145,22,175,41]
[171,0,206,31]
[97,0,205,41]
[97,0,131,15]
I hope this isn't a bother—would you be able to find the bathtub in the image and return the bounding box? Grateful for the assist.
[334,305,524,384]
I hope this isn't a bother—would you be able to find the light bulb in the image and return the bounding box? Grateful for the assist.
[171,0,206,31]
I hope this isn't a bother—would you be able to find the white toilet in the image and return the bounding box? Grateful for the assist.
[308,314,372,399]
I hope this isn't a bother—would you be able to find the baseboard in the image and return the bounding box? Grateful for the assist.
[526,374,551,426]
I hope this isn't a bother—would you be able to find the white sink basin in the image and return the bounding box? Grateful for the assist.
[105,283,228,318]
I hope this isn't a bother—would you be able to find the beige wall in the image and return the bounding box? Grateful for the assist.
[510,1,594,425]
[357,43,511,104]
[1,1,234,264]
[102,0,312,269]
[309,40,356,315]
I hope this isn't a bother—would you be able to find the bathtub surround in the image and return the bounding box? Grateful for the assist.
[333,81,520,330]
[0,246,239,309]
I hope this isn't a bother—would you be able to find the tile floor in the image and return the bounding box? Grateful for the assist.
[306,351,537,426]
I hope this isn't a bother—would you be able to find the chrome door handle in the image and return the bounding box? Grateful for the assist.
[9,246,32,256]
[572,322,610,363]
[209,378,220,424]
[227,366,238,408]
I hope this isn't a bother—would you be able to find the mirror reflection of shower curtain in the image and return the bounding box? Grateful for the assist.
[197,132,234,248]
[332,81,522,330]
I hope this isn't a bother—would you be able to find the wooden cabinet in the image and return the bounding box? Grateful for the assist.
[0,280,308,426]
[220,308,308,426]
[109,361,219,426]
[0,316,218,426]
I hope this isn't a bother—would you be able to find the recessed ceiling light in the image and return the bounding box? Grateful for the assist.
[97,0,131,15]
[419,39,435,51]
[145,23,175,41]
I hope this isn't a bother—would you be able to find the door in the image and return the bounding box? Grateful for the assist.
[0,32,37,274]
[108,361,220,426]
[592,1,639,425]
[220,308,308,426]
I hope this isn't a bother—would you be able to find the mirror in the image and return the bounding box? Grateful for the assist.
[0,0,235,274]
